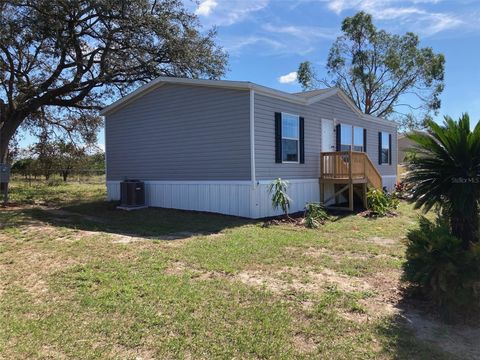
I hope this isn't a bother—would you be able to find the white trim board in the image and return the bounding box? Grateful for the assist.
[250,89,256,186]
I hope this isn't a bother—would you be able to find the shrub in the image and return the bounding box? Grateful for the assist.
[404,114,480,248]
[304,202,328,228]
[47,179,62,187]
[267,178,291,217]
[393,181,409,200]
[366,188,398,217]
[403,217,480,314]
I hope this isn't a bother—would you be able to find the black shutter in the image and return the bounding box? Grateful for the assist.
[388,133,392,165]
[336,124,341,151]
[378,132,382,164]
[299,117,305,164]
[363,128,367,153]
[275,112,282,163]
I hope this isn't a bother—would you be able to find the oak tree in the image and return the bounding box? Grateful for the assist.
[0,0,227,161]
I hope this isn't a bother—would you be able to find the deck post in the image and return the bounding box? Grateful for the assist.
[349,183,354,211]
[348,151,353,211]
[320,182,324,204]
[363,153,367,180]
[363,183,368,209]
[333,153,337,179]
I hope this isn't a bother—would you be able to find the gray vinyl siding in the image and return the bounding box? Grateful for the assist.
[254,94,321,180]
[254,93,397,180]
[106,83,251,181]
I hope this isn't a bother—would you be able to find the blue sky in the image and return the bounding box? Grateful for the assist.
[190,0,480,124]
[18,0,480,149]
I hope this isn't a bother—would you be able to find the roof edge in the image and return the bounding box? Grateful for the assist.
[99,77,398,128]
[100,77,256,115]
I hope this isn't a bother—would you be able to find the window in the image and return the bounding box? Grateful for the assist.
[339,124,352,151]
[337,124,365,152]
[380,132,391,164]
[353,127,364,152]
[281,113,299,162]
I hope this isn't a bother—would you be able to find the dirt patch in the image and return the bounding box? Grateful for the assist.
[292,333,317,354]
[0,247,81,300]
[403,310,480,360]
[236,267,371,294]
[366,270,403,303]
[367,237,399,246]
[303,247,371,260]
[110,231,223,244]
[109,344,156,360]
[164,262,371,294]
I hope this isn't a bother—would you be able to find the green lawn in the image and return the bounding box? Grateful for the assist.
[0,181,463,359]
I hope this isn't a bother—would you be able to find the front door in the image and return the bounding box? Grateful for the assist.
[321,119,335,152]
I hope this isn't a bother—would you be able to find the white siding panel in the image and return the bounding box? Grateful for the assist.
[382,175,397,191]
[252,179,320,218]
[106,179,321,218]
[106,181,120,200]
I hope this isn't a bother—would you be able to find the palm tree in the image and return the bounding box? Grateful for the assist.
[404,114,480,249]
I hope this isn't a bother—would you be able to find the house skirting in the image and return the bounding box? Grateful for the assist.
[381,175,397,191]
[106,179,320,219]
[107,176,396,218]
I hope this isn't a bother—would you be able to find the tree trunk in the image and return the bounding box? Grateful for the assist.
[62,171,69,182]
[0,133,9,164]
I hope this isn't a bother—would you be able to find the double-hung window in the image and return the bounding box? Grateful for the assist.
[281,113,300,163]
[339,124,352,151]
[337,123,365,152]
[379,132,392,164]
[353,126,365,152]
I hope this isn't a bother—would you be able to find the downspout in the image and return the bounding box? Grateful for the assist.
[250,88,256,188]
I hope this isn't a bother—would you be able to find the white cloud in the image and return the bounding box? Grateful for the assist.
[278,71,298,84]
[221,36,283,56]
[262,24,338,40]
[194,0,269,26]
[195,0,218,16]
[327,0,352,14]
[324,0,462,36]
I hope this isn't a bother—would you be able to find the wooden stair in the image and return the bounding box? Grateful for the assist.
[320,151,382,211]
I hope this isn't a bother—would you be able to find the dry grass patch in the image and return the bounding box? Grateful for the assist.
[292,333,317,354]
[367,236,399,246]
[236,266,371,294]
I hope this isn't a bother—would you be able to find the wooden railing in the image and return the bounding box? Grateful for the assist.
[320,151,382,189]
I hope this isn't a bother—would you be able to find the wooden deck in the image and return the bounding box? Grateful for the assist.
[320,151,382,211]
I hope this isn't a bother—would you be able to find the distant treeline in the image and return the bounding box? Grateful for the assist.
[12,151,105,182]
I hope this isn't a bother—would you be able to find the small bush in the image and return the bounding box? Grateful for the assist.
[47,179,62,187]
[393,181,409,200]
[366,188,398,217]
[304,202,328,228]
[403,216,480,315]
